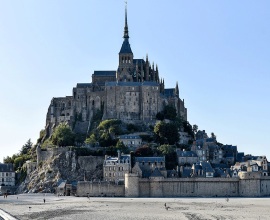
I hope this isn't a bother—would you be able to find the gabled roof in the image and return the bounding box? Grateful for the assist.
[135,157,165,163]
[150,169,163,177]
[177,151,198,157]
[119,38,133,54]
[93,71,116,76]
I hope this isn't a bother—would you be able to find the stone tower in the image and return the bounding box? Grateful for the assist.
[117,3,134,82]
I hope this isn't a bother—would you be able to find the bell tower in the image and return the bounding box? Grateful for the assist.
[117,2,134,81]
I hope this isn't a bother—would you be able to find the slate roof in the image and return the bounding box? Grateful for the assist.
[120,135,141,139]
[135,157,165,163]
[119,38,133,54]
[57,180,66,188]
[164,88,175,96]
[181,167,192,178]
[196,138,214,146]
[177,151,198,157]
[104,155,130,165]
[133,59,145,64]
[77,83,92,88]
[236,152,245,162]
[0,163,14,172]
[200,162,215,173]
[71,182,77,186]
[223,145,237,151]
[224,153,234,158]
[150,169,163,177]
[106,81,159,87]
[93,71,116,76]
[211,164,230,169]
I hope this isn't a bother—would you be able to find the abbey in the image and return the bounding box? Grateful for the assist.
[43,6,187,139]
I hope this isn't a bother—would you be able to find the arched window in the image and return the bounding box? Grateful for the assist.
[92,100,94,105]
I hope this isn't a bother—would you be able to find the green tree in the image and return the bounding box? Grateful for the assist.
[98,119,121,130]
[99,132,115,147]
[20,139,33,155]
[42,139,55,149]
[85,134,97,144]
[135,145,153,157]
[158,144,174,155]
[105,146,118,156]
[164,106,177,120]
[14,157,24,170]
[36,129,46,144]
[157,145,178,170]
[51,123,74,146]
[156,112,164,121]
[154,122,179,145]
[116,141,129,154]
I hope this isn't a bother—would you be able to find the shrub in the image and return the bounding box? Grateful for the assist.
[135,145,153,157]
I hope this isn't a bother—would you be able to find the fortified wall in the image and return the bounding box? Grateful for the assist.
[37,147,69,164]
[76,172,270,197]
[77,181,125,197]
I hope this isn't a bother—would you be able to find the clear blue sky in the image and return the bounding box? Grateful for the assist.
[0,0,269,162]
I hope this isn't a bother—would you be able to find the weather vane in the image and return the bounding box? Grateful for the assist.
[125,1,127,5]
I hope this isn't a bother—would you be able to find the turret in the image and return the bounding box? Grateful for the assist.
[145,54,149,81]
[175,81,179,96]
[156,64,159,83]
[152,62,155,82]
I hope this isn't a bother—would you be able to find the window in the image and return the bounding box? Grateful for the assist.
[142,162,145,165]
[105,173,108,177]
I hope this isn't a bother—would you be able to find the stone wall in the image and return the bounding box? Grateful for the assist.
[76,181,125,197]
[124,172,270,198]
[78,156,104,172]
[39,147,69,162]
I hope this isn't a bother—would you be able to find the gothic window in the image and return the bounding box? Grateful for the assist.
[92,100,94,105]
[134,102,135,105]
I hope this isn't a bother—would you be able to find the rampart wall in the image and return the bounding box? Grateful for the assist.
[76,172,270,198]
[77,181,125,197]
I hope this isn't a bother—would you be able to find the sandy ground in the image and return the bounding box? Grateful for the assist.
[0,194,269,220]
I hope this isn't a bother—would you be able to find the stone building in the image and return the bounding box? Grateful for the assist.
[42,5,187,141]
[119,135,142,148]
[133,157,166,178]
[103,151,131,184]
[0,163,15,186]
[177,150,198,166]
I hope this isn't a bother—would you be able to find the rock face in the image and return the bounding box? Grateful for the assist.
[18,151,104,194]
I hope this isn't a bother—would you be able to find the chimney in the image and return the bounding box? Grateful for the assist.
[117,150,121,160]
[105,155,108,160]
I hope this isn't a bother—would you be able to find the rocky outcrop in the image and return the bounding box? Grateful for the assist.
[18,150,103,194]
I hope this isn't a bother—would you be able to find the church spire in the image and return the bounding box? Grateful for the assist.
[124,2,129,39]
